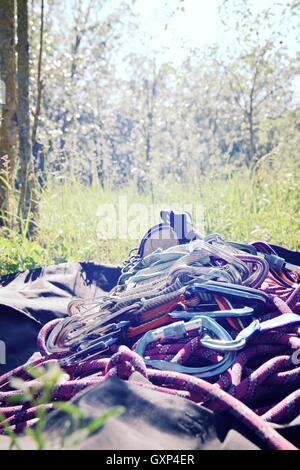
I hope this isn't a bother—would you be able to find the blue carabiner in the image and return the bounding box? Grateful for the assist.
[135,316,236,378]
[185,282,268,308]
[169,306,254,320]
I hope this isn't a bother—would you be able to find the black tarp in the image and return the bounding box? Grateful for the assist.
[0,262,121,373]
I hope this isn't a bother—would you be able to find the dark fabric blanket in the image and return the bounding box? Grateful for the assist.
[0,262,121,373]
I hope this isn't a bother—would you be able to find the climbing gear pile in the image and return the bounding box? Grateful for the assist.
[0,210,299,450]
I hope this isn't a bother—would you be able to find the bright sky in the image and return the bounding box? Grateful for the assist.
[132,0,224,61]
[71,0,298,68]
[64,0,299,95]
[127,0,298,64]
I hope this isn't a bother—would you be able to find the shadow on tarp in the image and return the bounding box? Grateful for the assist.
[0,261,121,373]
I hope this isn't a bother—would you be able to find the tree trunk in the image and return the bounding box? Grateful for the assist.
[247,90,256,167]
[31,0,44,148]
[17,0,38,235]
[0,0,17,227]
[248,111,255,166]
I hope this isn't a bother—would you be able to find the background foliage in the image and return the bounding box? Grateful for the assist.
[0,0,299,274]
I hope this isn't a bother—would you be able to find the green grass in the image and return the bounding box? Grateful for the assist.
[0,157,299,276]
[0,362,124,450]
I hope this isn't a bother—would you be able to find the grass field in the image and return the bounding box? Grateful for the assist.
[0,156,299,276]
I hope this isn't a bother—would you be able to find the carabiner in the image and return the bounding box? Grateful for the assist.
[200,319,260,351]
[200,313,300,352]
[71,320,131,351]
[59,320,131,366]
[228,241,258,255]
[185,282,269,308]
[168,306,254,320]
[134,316,236,378]
[59,337,114,366]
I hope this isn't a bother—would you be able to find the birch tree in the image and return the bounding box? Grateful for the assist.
[17,0,38,234]
[0,0,17,226]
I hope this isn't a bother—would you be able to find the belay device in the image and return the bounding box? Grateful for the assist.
[137,210,201,258]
